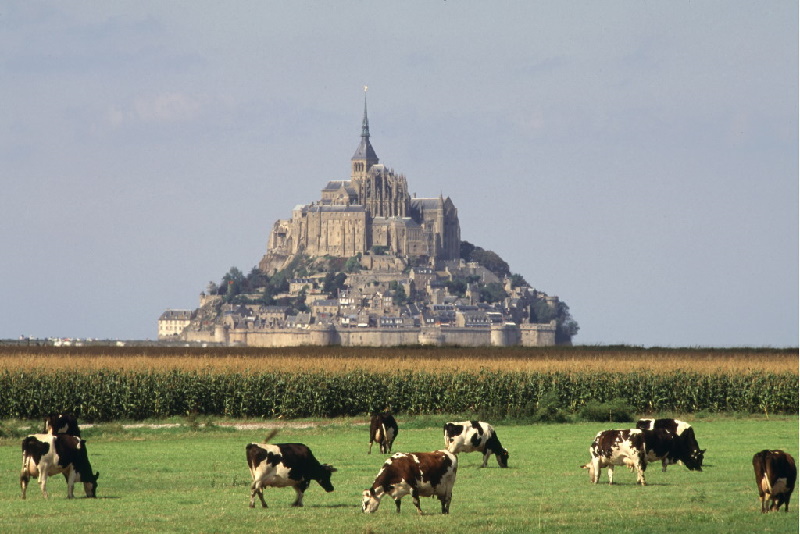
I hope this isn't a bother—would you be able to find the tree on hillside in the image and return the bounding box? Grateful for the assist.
[479,283,507,304]
[220,267,245,302]
[531,297,580,345]
[460,240,476,261]
[470,248,510,278]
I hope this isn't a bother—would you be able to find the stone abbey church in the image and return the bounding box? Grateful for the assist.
[258,99,460,272]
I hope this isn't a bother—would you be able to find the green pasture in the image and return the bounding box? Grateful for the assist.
[0,416,797,533]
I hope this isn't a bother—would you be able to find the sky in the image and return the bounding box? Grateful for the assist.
[1,1,797,347]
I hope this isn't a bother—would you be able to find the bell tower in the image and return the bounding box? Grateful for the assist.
[351,87,379,181]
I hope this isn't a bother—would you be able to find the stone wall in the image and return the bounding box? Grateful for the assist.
[182,321,557,348]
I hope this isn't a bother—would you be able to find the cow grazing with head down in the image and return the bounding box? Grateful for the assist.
[583,427,704,485]
[44,413,81,436]
[368,413,398,454]
[20,434,99,499]
[753,450,796,513]
[362,450,458,514]
[636,418,705,472]
[443,420,508,468]
[245,442,336,508]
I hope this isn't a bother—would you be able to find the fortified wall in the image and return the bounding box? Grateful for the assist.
[186,321,557,348]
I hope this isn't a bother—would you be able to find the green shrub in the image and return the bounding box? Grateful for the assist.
[578,397,635,422]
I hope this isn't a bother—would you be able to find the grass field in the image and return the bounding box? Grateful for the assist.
[0,416,797,533]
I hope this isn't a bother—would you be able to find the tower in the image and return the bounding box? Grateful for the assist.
[351,88,379,181]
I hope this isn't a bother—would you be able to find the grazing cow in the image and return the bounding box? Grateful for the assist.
[362,450,458,514]
[44,413,81,436]
[636,418,705,472]
[583,428,703,485]
[368,413,398,454]
[245,442,336,508]
[753,450,796,513]
[582,429,649,485]
[443,420,509,468]
[20,433,99,499]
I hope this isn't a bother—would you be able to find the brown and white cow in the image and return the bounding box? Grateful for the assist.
[368,412,398,454]
[44,413,81,436]
[753,449,796,513]
[20,433,99,499]
[362,450,458,514]
[636,418,705,472]
[245,442,336,508]
[443,420,509,468]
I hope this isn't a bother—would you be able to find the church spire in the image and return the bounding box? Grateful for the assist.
[361,86,370,138]
[352,86,379,177]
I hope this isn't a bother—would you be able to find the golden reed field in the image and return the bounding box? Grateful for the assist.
[0,345,796,375]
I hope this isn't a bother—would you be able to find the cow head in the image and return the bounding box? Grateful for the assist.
[684,449,705,472]
[83,472,100,498]
[361,487,383,513]
[317,464,337,493]
[496,448,510,468]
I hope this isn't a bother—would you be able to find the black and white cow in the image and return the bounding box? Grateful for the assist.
[245,442,336,508]
[583,428,703,485]
[20,433,99,499]
[753,449,796,513]
[636,418,705,472]
[44,413,81,436]
[368,413,398,454]
[362,450,458,514]
[443,420,509,468]
[582,429,649,485]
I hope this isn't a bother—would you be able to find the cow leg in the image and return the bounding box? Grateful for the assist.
[635,461,647,486]
[662,457,668,473]
[368,441,373,454]
[607,465,614,485]
[66,470,78,499]
[480,450,490,468]
[38,473,49,499]
[783,492,791,512]
[394,497,402,513]
[439,492,452,514]
[411,488,424,515]
[291,487,305,507]
[250,481,267,508]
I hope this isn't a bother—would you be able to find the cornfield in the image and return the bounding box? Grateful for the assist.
[0,346,795,421]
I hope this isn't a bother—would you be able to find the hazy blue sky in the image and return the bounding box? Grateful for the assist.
[1,1,797,346]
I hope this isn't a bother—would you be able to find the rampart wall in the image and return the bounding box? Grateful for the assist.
[187,322,556,347]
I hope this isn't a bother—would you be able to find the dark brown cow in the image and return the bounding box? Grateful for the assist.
[20,434,99,499]
[246,442,336,508]
[362,450,458,514]
[368,413,398,454]
[753,450,796,513]
[44,413,81,436]
[636,418,705,472]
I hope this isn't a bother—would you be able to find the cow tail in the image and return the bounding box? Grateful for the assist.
[381,423,387,441]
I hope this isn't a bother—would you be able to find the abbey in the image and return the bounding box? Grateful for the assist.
[159,98,578,347]
[259,98,460,273]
